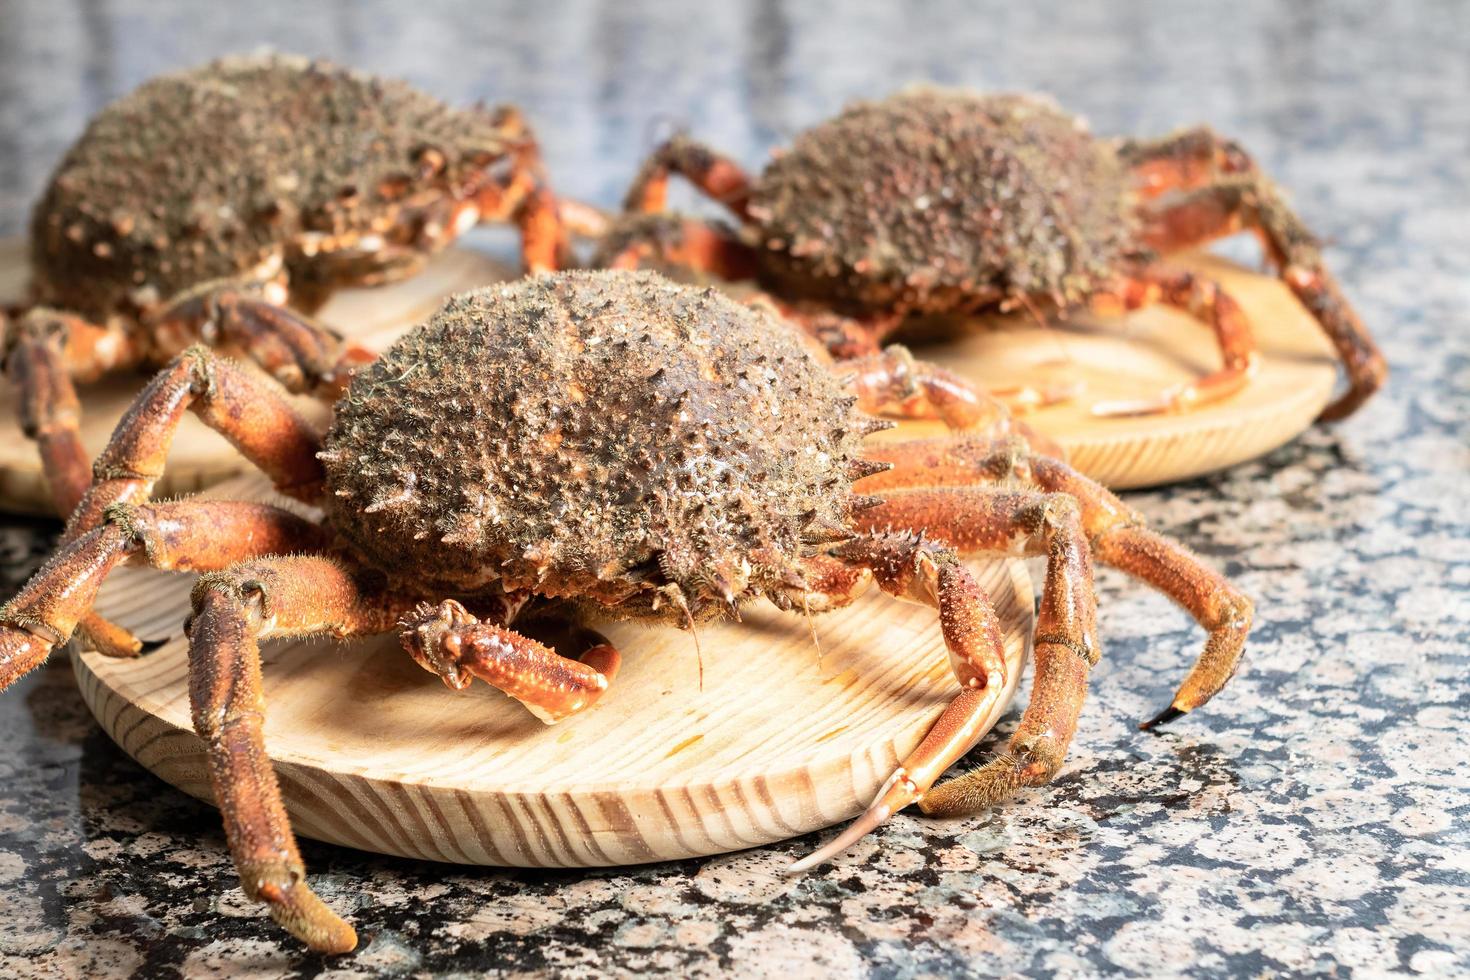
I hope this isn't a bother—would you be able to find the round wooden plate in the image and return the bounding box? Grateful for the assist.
[873,252,1340,488]
[71,476,1033,867]
[0,237,511,514]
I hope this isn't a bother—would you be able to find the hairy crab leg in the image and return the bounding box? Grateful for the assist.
[786,533,1013,871]
[827,488,1101,830]
[2,308,148,515]
[63,346,325,544]
[1137,174,1385,420]
[0,500,327,691]
[398,599,621,723]
[622,135,755,219]
[51,346,324,656]
[1088,262,1260,417]
[856,438,1254,725]
[189,556,412,954]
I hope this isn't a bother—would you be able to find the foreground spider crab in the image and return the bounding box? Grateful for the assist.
[1,52,590,520]
[0,271,1251,952]
[604,88,1385,419]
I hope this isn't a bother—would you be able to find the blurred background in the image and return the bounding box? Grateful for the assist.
[2,1,1466,246]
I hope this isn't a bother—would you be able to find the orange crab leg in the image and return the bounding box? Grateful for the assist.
[399,599,621,723]
[0,500,327,691]
[1118,125,1256,199]
[189,555,412,954]
[3,308,147,515]
[857,438,1254,724]
[601,216,760,282]
[622,135,755,220]
[1088,262,1260,417]
[148,280,371,400]
[63,347,325,544]
[787,531,1015,870]
[1138,175,1385,420]
[789,487,1099,847]
[514,187,567,275]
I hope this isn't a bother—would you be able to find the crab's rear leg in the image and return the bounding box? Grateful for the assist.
[1087,262,1260,417]
[189,555,413,953]
[1138,173,1386,420]
[598,215,761,282]
[784,531,1030,870]
[2,308,148,515]
[858,439,1254,726]
[622,135,754,220]
[824,488,1102,831]
[399,599,621,723]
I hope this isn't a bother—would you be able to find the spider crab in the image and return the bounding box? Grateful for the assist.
[0,271,1251,952]
[1,52,595,520]
[602,88,1385,419]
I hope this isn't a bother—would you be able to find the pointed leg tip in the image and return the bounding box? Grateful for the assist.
[138,638,167,655]
[1139,705,1186,730]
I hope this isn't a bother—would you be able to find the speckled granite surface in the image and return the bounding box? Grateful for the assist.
[1,1,1468,976]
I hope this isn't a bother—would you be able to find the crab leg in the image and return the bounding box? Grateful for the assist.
[622,135,754,219]
[787,532,1016,871]
[3,308,148,515]
[398,599,621,723]
[189,555,412,953]
[1138,174,1385,420]
[789,488,1101,841]
[601,216,761,281]
[857,438,1254,725]
[53,346,325,656]
[513,188,567,275]
[1088,263,1260,417]
[1117,125,1256,199]
[147,278,372,400]
[0,500,326,691]
[63,346,325,543]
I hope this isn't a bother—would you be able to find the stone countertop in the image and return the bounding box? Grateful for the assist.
[1,1,1467,976]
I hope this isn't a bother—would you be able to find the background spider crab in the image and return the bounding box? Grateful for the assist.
[0,270,1251,952]
[600,88,1386,421]
[0,52,591,520]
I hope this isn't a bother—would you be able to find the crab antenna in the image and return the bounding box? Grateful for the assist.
[673,590,705,693]
[800,592,823,671]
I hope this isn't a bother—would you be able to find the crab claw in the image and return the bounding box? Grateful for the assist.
[788,767,923,873]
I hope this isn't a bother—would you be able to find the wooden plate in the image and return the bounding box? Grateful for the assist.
[0,237,510,514]
[874,253,1340,488]
[71,475,1033,867]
